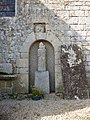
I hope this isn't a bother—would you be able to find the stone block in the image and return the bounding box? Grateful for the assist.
[19,68,28,73]
[55,51,60,60]
[16,59,28,68]
[35,71,50,93]
[34,23,46,33]
[85,66,90,72]
[35,33,46,40]
[55,72,62,85]
[21,53,28,58]
[86,55,90,62]
[0,80,14,94]
[0,63,13,74]
[55,65,62,73]
[70,25,84,31]
[15,74,28,93]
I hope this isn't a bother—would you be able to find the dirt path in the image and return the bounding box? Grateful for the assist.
[0,95,90,120]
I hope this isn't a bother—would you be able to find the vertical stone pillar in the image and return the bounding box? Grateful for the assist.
[38,42,46,71]
[35,42,50,93]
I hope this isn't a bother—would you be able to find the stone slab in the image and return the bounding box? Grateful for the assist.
[0,63,13,74]
[35,71,50,93]
[0,74,17,80]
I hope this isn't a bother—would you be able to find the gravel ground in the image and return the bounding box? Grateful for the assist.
[0,94,90,120]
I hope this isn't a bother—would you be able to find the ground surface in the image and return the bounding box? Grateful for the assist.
[0,94,90,120]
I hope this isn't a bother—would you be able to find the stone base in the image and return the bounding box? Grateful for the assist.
[35,71,50,93]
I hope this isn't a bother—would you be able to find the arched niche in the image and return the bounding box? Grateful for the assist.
[29,40,55,93]
[19,31,63,93]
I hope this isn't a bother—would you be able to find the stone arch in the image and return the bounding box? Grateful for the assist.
[20,31,62,53]
[20,31,63,93]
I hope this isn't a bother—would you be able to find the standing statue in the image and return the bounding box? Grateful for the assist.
[38,42,46,71]
[35,42,50,93]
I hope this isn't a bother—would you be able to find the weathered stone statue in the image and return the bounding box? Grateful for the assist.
[35,42,50,93]
[38,42,46,71]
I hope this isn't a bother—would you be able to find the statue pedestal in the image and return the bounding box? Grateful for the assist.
[35,71,50,93]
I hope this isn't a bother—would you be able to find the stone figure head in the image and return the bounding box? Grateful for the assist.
[39,42,45,49]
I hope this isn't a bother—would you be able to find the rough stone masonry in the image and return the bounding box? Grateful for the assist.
[0,0,90,98]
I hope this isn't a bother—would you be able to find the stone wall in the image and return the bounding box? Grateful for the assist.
[0,0,90,94]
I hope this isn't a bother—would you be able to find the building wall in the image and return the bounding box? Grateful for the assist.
[0,0,90,93]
